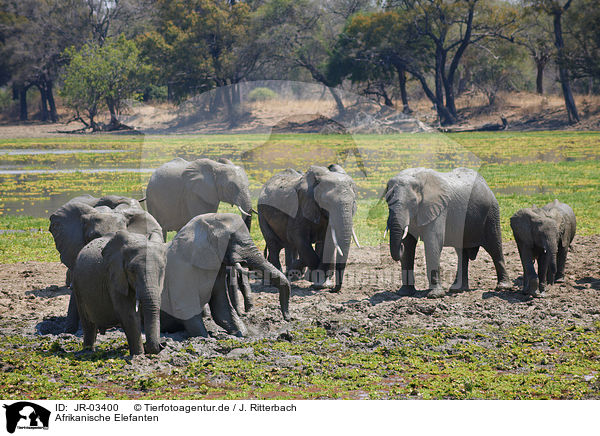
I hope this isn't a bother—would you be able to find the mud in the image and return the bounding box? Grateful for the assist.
[2,235,599,355]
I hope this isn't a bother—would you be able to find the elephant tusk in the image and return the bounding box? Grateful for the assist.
[383,226,388,239]
[237,205,251,217]
[331,228,344,257]
[402,226,409,240]
[352,228,361,248]
[135,299,140,313]
[251,208,258,214]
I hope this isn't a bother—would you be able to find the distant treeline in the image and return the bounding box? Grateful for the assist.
[0,0,598,128]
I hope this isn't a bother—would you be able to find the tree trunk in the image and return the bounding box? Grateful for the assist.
[536,61,545,95]
[46,80,58,122]
[38,84,49,122]
[553,10,579,124]
[19,86,28,121]
[328,87,345,116]
[397,67,411,113]
[106,98,120,129]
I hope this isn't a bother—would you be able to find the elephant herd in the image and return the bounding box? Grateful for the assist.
[48,158,576,356]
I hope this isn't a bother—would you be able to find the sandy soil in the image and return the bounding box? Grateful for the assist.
[2,236,599,345]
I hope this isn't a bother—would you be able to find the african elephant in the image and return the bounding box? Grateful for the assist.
[145,158,254,240]
[72,231,166,356]
[49,196,163,332]
[160,213,290,337]
[258,165,359,292]
[384,167,511,298]
[510,200,576,297]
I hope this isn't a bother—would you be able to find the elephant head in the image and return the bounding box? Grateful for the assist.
[182,159,254,230]
[165,213,290,323]
[385,169,451,261]
[300,166,358,291]
[510,208,559,285]
[102,231,166,354]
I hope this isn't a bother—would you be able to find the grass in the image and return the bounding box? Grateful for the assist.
[0,131,598,263]
[2,324,600,399]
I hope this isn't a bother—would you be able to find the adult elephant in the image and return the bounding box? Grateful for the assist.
[49,197,163,332]
[510,200,576,297]
[72,231,166,355]
[258,165,359,292]
[384,167,511,298]
[160,213,291,337]
[145,158,254,240]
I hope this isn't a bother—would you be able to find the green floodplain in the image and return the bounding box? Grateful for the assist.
[1,130,599,399]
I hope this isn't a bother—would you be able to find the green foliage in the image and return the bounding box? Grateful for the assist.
[247,87,278,102]
[61,36,150,129]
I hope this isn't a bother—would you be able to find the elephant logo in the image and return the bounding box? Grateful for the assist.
[3,402,50,433]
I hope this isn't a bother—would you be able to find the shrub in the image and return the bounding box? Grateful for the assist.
[247,87,278,102]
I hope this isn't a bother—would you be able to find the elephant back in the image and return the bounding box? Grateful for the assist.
[49,202,98,269]
[258,169,302,218]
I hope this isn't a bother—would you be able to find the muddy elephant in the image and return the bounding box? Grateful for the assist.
[510,200,576,297]
[72,231,166,356]
[145,158,254,240]
[49,196,163,332]
[384,167,511,298]
[160,213,291,337]
[258,165,359,292]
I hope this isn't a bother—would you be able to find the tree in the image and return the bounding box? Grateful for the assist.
[138,0,259,117]
[515,8,554,94]
[528,0,579,124]
[564,0,600,83]
[61,36,149,130]
[384,0,519,125]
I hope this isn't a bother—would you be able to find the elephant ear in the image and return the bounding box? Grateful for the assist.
[182,159,219,206]
[101,231,131,297]
[171,214,241,271]
[120,208,164,241]
[298,168,321,223]
[49,202,97,269]
[414,170,451,227]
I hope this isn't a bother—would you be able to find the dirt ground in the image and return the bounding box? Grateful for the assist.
[2,235,599,346]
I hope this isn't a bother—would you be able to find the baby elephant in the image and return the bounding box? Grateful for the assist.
[72,231,167,356]
[510,200,576,297]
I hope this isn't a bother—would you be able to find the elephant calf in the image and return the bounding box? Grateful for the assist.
[161,213,291,338]
[510,200,576,297]
[72,231,166,356]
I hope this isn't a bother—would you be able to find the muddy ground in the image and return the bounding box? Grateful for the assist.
[1,236,599,363]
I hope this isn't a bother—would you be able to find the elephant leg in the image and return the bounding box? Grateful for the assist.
[183,313,209,337]
[422,232,444,298]
[516,239,538,295]
[209,270,247,337]
[75,301,97,351]
[227,268,242,316]
[555,245,568,282]
[451,248,470,291]
[160,310,185,333]
[64,292,80,333]
[114,301,144,356]
[536,251,549,297]
[285,246,303,281]
[399,233,417,295]
[483,217,511,290]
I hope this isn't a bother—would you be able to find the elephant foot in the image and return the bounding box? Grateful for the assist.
[312,276,335,290]
[554,274,565,283]
[397,285,416,296]
[427,286,446,299]
[495,280,512,291]
[523,277,538,296]
[450,280,469,292]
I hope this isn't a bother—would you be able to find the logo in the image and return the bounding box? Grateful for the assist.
[3,402,50,433]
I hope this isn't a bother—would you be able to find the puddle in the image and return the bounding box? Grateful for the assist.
[1,190,144,217]
[0,149,128,155]
[0,168,153,175]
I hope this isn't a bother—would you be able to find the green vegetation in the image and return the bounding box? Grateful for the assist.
[247,87,279,102]
[2,324,600,399]
[0,131,598,262]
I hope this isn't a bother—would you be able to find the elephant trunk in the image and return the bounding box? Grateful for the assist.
[140,293,162,354]
[389,208,409,262]
[243,246,291,320]
[546,248,558,285]
[329,209,353,292]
